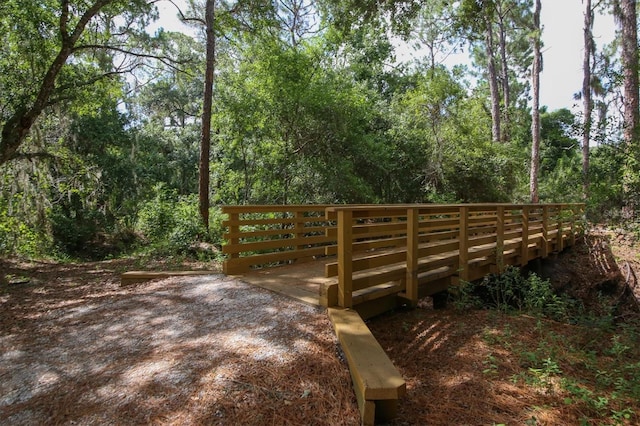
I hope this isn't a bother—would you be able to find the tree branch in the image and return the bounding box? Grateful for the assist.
[167,0,206,25]
[11,152,58,162]
[72,44,189,71]
[60,0,71,42]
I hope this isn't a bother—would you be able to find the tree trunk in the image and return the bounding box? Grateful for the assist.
[582,0,594,201]
[485,20,501,143]
[616,0,640,215]
[498,7,510,143]
[199,0,216,229]
[529,0,542,203]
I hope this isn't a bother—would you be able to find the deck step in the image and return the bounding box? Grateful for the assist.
[328,307,406,425]
[120,271,216,285]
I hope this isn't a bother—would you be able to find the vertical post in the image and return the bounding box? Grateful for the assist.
[569,205,577,246]
[229,213,240,259]
[541,205,549,257]
[521,206,529,266]
[337,209,353,308]
[557,206,564,252]
[295,210,305,251]
[223,212,240,275]
[496,205,505,273]
[458,206,469,281]
[406,207,419,307]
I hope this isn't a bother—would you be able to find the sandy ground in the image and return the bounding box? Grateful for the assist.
[0,272,359,425]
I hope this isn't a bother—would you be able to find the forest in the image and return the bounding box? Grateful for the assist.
[0,0,639,260]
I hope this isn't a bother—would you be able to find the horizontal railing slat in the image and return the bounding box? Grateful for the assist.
[222,234,334,255]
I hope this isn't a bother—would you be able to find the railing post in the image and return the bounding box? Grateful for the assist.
[295,210,305,251]
[223,212,240,275]
[337,209,353,308]
[569,205,577,246]
[521,205,529,266]
[458,206,469,281]
[542,205,549,258]
[557,206,564,252]
[406,207,419,307]
[496,205,504,273]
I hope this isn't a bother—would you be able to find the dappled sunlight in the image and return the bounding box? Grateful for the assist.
[0,269,359,425]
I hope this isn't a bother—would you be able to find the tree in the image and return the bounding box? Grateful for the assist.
[199,0,216,228]
[457,0,502,143]
[613,0,640,214]
[412,0,460,72]
[485,10,502,143]
[529,0,541,203]
[455,0,533,144]
[0,0,165,166]
[582,0,594,200]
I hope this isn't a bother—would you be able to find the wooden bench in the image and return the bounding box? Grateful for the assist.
[328,307,406,425]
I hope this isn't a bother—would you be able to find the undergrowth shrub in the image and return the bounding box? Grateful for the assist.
[454,266,573,321]
[0,198,50,258]
[136,186,224,257]
[50,202,107,257]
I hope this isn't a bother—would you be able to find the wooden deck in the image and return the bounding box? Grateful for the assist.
[232,260,335,306]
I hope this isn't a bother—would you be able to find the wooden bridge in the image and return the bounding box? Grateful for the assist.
[223,203,584,318]
[222,203,584,425]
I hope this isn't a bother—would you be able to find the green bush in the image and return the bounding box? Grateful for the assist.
[454,266,572,320]
[0,215,48,258]
[136,185,224,256]
[136,185,179,243]
[49,202,107,257]
[0,197,50,258]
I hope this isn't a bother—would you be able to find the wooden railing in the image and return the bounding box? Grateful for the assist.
[222,203,584,309]
[324,204,584,308]
[222,205,336,274]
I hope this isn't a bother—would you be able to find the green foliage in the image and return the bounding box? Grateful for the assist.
[588,144,625,222]
[136,186,223,256]
[536,108,584,203]
[539,108,580,175]
[485,313,640,425]
[388,66,518,202]
[214,37,393,204]
[459,270,640,425]
[0,0,623,262]
[452,278,484,311]
[0,196,48,258]
[49,195,108,257]
[454,266,572,321]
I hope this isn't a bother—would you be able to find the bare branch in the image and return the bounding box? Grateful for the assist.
[168,0,206,25]
[72,44,190,72]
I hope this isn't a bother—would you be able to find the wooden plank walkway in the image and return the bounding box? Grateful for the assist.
[232,260,334,306]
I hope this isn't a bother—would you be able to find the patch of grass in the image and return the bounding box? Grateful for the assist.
[503,318,640,424]
[453,266,640,425]
[452,266,576,321]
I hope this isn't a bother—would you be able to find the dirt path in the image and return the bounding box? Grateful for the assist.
[0,262,359,425]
